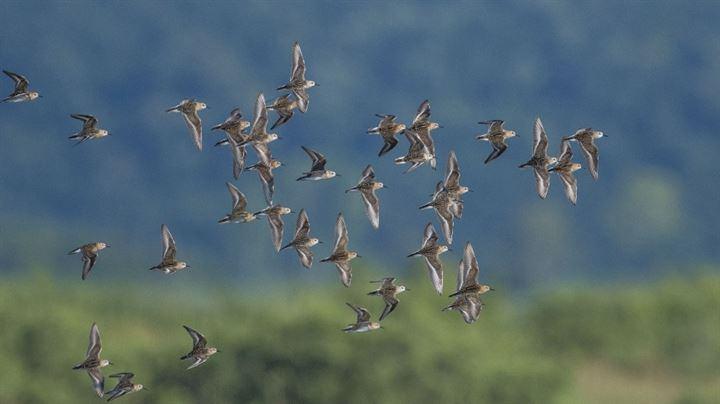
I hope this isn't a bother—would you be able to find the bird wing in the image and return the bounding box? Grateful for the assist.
[3,70,29,92]
[161,224,177,262]
[252,142,273,166]
[378,136,398,157]
[444,150,460,188]
[488,119,504,133]
[182,109,203,151]
[346,302,371,323]
[422,222,439,247]
[86,322,102,359]
[435,205,454,245]
[301,146,327,171]
[558,170,578,205]
[335,261,352,287]
[71,114,98,130]
[294,209,310,239]
[225,182,247,211]
[250,93,268,136]
[87,367,105,398]
[423,255,444,294]
[533,165,550,199]
[291,41,306,82]
[256,164,275,205]
[296,245,313,268]
[267,212,285,252]
[360,188,380,229]
[558,139,573,165]
[333,213,349,252]
[412,99,431,125]
[462,242,480,290]
[533,117,549,159]
[485,140,508,164]
[81,253,98,280]
[186,356,209,370]
[379,296,399,321]
[293,88,309,113]
[183,325,208,349]
[577,136,599,180]
[360,164,375,182]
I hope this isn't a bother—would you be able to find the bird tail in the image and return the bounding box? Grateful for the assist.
[296,173,310,181]
[394,156,407,165]
[407,250,421,258]
[367,127,380,134]
[518,162,530,168]
[218,216,231,224]
[279,243,292,251]
[68,247,82,255]
[367,290,381,296]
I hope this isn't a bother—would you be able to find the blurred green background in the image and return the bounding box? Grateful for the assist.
[0,1,718,403]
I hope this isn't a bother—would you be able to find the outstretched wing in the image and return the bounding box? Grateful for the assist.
[412,99,431,125]
[87,367,105,398]
[422,222,439,248]
[533,166,550,199]
[182,109,203,151]
[225,182,247,211]
[533,117,549,159]
[250,93,268,136]
[333,213,349,252]
[577,136,599,180]
[3,70,29,92]
[161,224,177,262]
[301,146,327,171]
[183,325,208,349]
[86,322,102,359]
[294,209,310,239]
[360,188,380,229]
[71,114,98,130]
[346,302,371,323]
[291,41,306,82]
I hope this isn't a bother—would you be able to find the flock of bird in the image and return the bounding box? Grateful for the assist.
[3,40,607,400]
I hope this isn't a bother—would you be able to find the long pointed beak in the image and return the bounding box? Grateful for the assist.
[489,287,496,291]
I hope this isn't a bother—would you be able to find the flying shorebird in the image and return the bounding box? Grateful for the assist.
[239,93,279,146]
[442,293,484,324]
[280,209,320,269]
[342,302,381,333]
[321,213,360,287]
[442,150,469,218]
[277,41,316,113]
[180,325,219,370]
[476,119,517,164]
[407,223,449,294]
[519,117,558,199]
[166,99,206,151]
[266,93,299,130]
[72,322,112,398]
[448,242,494,297]
[104,372,145,402]
[367,277,408,321]
[549,140,582,205]
[246,142,282,205]
[148,224,189,274]
[407,100,441,169]
[367,114,406,157]
[394,130,434,173]
[218,182,257,224]
[345,165,386,229]
[297,146,337,181]
[68,114,110,145]
[254,204,293,252]
[212,108,251,179]
[68,242,110,280]
[443,243,490,324]
[562,127,606,180]
[2,70,40,102]
[419,181,455,244]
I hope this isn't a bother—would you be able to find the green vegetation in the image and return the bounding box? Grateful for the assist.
[1,273,718,403]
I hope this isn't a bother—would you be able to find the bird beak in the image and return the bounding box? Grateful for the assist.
[438,125,444,128]
[317,241,324,244]
[109,361,114,366]
[106,245,111,248]
[489,287,496,291]
[405,288,411,291]
[447,248,453,252]
[38,95,44,98]
[356,255,362,258]
[468,189,474,193]
[185,265,192,268]
[335,173,342,177]
[382,185,389,189]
